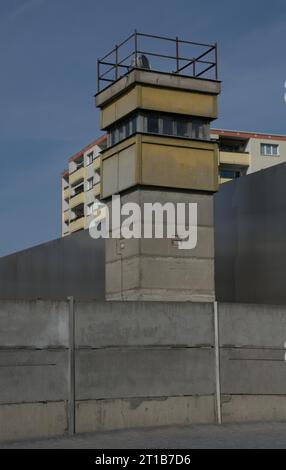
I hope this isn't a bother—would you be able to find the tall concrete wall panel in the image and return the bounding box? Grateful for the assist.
[219,302,286,422]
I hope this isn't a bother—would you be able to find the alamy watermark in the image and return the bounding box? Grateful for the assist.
[89,195,198,250]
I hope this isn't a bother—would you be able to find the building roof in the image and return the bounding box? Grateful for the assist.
[68,135,107,163]
[211,129,286,141]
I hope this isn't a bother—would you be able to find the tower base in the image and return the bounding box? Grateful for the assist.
[105,188,215,302]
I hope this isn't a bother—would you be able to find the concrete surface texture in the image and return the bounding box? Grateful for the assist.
[1,299,286,442]
[1,422,286,449]
[105,189,215,301]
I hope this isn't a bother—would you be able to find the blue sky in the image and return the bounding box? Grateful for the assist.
[1,0,286,256]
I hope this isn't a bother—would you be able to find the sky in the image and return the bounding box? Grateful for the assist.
[1,0,286,256]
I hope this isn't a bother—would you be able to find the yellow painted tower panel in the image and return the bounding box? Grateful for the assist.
[141,86,217,119]
[100,84,217,130]
[100,135,218,198]
[141,142,218,192]
[100,87,140,129]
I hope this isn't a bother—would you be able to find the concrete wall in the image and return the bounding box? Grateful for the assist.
[0,300,69,441]
[1,299,286,442]
[75,301,215,433]
[219,302,286,423]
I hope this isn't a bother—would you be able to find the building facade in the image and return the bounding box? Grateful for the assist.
[61,129,286,236]
[61,135,106,236]
[212,129,286,183]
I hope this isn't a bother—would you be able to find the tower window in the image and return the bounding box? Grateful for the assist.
[108,114,137,147]
[145,112,209,140]
[147,115,159,134]
[162,116,173,135]
[107,111,210,147]
[176,119,189,137]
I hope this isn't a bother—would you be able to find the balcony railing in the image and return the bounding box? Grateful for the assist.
[69,166,85,185]
[63,210,69,222]
[70,216,85,233]
[97,31,218,92]
[93,157,101,171]
[63,187,69,200]
[69,191,85,209]
[93,182,101,197]
[219,151,250,167]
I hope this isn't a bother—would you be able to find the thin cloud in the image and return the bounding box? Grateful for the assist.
[2,0,46,23]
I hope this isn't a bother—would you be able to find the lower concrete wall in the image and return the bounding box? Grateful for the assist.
[0,401,68,441]
[75,301,216,431]
[0,300,70,442]
[221,395,286,423]
[219,302,286,423]
[76,396,215,433]
[1,299,286,441]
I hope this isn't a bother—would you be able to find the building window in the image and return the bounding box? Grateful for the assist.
[71,181,84,196]
[87,152,94,165]
[87,177,94,190]
[260,143,279,156]
[219,169,241,179]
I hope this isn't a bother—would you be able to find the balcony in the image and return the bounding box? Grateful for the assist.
[70,216,85,233]
[63,187,69,200]
[219,151,250,167]
[69,191,85,209]
[93,182,101,197]
[93,157,101,172]
[69,166,85,185]
[63,210,69,222]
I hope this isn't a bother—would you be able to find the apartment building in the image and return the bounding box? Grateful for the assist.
[61,135,107,236]
[212,129,286,183]
[61,129,286,236]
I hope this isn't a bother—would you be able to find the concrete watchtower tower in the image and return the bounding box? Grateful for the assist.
[95,32,221,301]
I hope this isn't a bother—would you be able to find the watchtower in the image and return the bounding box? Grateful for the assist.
[95,32,221,301]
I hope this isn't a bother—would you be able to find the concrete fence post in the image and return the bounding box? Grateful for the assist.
[214,301,222,424]
[67,296,75,434]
